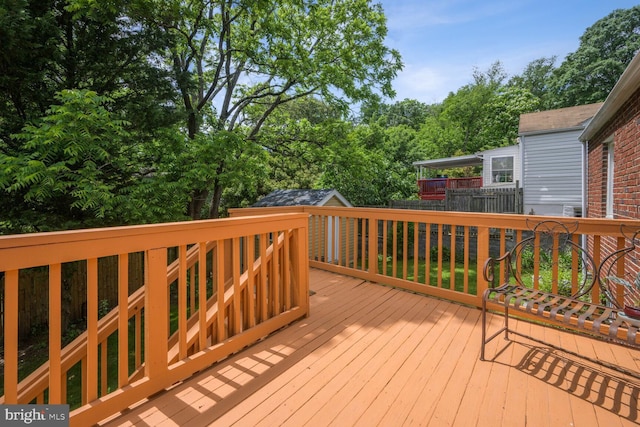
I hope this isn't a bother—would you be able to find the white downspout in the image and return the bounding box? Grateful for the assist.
[582,139,588,219]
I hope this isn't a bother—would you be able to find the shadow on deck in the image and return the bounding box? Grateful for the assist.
[101,269,640,427]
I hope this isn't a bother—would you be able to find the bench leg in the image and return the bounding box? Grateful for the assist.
[504,304,509,340]
[480,295,510,361]
[481,298,487,360]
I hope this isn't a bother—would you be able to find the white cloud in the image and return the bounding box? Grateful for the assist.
[391,62,473,103]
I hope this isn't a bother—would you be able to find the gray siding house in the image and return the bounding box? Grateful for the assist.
[518,103,603,217]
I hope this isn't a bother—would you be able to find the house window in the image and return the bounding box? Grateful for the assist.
[606,140,614,218]
[491,156,514,183]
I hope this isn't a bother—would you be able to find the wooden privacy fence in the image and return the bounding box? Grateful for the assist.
[0,213,309,427]
[391,187,523,214]
[447,187,522,214]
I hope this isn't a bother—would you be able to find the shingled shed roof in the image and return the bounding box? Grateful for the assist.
[252,189,352,207]
[518,102,603,135]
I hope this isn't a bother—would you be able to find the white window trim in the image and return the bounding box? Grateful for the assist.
[490,155,514,184]
[606,138,614,218]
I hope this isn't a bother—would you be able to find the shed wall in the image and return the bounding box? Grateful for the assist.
[522,129,583,216]
[323,196,348,208]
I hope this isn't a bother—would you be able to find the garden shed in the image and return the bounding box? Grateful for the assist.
[252,189,352,208]
[253,189,353,263]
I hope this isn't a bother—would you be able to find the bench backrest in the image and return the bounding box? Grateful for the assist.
[507,220,597,299]
[598,228,640,309]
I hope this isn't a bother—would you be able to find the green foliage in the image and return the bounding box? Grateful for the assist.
[549,6,640,107]
[437,62,508,154]
[517,246,581,297]
[360,97,434,130]
[2,2,638,230]
[395,6,640,168]
[317,122,419,206]
[0,90,190,232]
[1,90,129,222]
[251,97,349,195]
[174,128,267,218]
[138,0,402,217]
[507,56,557,110]
[0,0,59,139]
[476,86,540,149]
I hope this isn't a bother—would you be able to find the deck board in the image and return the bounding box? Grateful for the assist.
[101,269,640,427]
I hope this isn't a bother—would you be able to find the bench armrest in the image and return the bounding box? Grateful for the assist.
[483,251,512,289]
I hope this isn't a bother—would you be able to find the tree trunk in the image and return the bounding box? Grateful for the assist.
[189,189,209,220]
[209,179,223,219]
[187,111,198,140]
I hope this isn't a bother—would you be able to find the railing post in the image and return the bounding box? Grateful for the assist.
[368,216,378,279]
[145,248,169,382]
[476,225,490,300]
[49,264,62,403]
[4,270,18,404]
[293,225,310,317]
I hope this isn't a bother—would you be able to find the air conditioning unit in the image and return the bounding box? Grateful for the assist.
[563,205,582,218]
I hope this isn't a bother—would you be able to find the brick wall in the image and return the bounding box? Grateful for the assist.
[586,84,640,221]
[586,142,606,218]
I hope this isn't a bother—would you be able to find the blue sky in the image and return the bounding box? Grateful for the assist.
[379,0,639,104]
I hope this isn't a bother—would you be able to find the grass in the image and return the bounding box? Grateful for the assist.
[377,256,479,295]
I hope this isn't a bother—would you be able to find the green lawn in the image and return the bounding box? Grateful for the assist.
[378,257,478,295]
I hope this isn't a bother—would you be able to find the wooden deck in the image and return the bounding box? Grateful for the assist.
[101,269,640,426]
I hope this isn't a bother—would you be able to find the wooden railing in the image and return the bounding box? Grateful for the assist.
[3,206,640,425]
[230,207,640,311]
[0,214,309,426]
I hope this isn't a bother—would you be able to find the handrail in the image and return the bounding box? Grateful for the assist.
[4,207,640,426]
[0,213,310,427]
[166,232,287,363]
[230,206,640,309]
[4,241,218,405]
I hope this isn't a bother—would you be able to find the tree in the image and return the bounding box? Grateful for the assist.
[550,6,640,107]
[415,114,464,160]
[0,0,176,144]
[360,97,433,130]
[1,91,129,231]
[137,0,402,218]
[477,86,540,149]
[439,62,507,154]
[174,127,267,217]
[0,0,61,142]
[508,56,557,109]
[317,122,420,206]
[318,126,388,207]
[0,1,182,232]
[253,97,349,195]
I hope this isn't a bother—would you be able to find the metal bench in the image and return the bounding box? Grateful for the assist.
[480,220,640,374]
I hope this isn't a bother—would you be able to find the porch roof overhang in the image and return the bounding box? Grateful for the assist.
[412,154,483,169]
